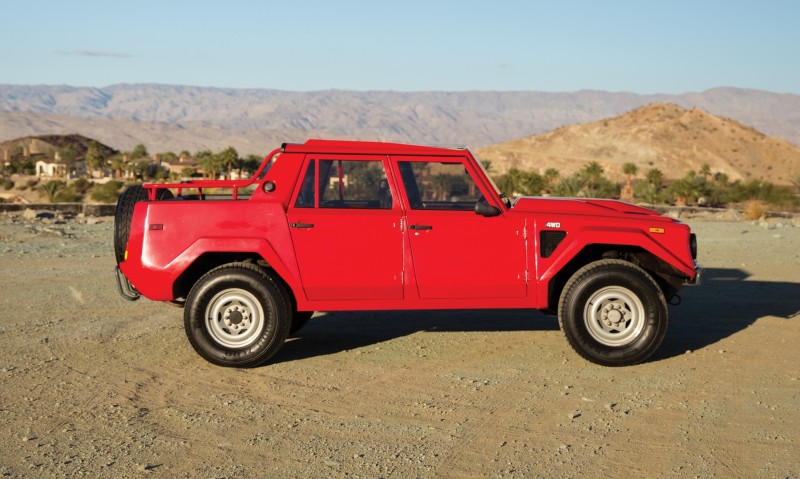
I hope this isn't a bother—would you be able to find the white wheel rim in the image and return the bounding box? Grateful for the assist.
[205,288,265,349]
[583,286,645,347]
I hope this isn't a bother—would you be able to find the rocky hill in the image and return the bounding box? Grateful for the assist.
[1,85,799,152]
[476,103,800,185]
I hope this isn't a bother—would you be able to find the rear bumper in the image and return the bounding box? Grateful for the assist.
[114,265,141,301]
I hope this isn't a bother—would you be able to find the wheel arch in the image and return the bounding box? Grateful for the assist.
[172,251,299,309]
[545,243,685,313]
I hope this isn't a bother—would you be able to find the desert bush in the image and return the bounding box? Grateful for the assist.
[26,178,39,188]
[744,200,766,220]
[2,178,13,190]
[728,180,796,207]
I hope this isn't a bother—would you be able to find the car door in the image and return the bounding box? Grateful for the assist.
[393,156,527,299]
[287,155,404,301]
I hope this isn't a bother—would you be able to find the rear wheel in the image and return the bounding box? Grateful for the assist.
[558,259,667,366]
[184,263,291,367]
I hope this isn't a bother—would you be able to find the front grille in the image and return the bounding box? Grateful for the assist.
[540,231,566,258]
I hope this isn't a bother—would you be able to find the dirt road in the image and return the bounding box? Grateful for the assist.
[1,211,798,478]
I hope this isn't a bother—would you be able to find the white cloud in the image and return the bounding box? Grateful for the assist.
[55,49,133,58]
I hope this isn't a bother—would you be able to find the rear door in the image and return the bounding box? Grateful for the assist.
[392,156,527,299]
[287,155,404,301]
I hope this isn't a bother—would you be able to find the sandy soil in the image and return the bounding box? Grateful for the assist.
[0,210,798,478]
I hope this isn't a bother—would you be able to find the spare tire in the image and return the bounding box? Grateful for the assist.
[114,185,173,264]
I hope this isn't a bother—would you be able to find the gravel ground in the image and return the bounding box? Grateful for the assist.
[0,210,798,478]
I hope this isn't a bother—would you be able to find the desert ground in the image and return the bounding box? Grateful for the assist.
[0,209,798,478]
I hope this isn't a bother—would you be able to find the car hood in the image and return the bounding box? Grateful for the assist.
[511,196,669,219]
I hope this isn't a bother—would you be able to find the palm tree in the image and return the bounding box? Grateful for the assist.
[700,163,712,181]
[195,149,218,179]
[543,168,559,186]
[218,147,239,180]
[553,174,586,197]
[623,162,638,186]
[38,180,64,203]
[646,168,664,188]
[131,144,149,160]
[84,141,106,179]
[581,161,604,192]
[109,153,126,179]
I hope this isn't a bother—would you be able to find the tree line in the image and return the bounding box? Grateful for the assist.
[489,160,800,210]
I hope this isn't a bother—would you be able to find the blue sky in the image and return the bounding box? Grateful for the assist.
[2,0,799,94]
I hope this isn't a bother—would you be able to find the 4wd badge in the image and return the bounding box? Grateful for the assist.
[545,221,561,228]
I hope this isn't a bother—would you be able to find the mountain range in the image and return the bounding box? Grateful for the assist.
[1,84,799,155]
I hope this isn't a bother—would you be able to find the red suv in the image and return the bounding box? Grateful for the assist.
[114,140,700,367]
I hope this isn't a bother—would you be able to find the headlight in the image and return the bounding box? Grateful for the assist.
[689,233,697,259]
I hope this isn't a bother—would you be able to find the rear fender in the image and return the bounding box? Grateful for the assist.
[128,237,302,302]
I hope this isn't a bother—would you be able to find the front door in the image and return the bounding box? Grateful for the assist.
[393,157,527,299]
[287,156,403,301]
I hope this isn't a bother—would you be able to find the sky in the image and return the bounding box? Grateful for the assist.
[1,0,799,94]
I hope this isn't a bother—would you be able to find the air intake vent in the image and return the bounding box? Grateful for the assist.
[540,231,566,258]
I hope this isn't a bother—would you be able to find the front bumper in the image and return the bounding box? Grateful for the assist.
[685,261,703,286]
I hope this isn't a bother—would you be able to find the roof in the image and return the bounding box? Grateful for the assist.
[281,139,468,156]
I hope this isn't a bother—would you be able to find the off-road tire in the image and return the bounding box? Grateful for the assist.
[558,259,667,367]
[113,185,172,264]
[184,263,291,367]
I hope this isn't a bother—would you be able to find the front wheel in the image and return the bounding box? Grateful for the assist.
[558,259,667,366]
[184,263,291,367]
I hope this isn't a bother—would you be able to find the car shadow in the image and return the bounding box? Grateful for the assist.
[655,267,800,360]
[272,309,558,364]
[271,268,800,365]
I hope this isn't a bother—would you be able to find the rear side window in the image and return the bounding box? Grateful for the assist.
[319,159,392,209]
[398,161,484,210]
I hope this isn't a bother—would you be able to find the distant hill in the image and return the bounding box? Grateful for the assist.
[0,111,313,158]
[476,103,800,186]
[0,133,116,160]
[1,85,799,154]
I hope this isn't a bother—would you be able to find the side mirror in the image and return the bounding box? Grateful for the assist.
[475,201,501,217]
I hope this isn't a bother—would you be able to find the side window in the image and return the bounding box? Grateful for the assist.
[294,160,316,208]
[398,161,484,210]
[319,159,392,209]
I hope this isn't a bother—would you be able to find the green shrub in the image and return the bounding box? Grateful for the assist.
[90,180,124,203]
[54,186,81,203]
[71,177,92,194]
[2,179,13,190]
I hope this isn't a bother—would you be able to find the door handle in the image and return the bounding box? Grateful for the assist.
[409,224,432,230]
[290,222,314,228]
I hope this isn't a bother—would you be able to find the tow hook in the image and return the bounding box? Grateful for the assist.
[114,266,140,301]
